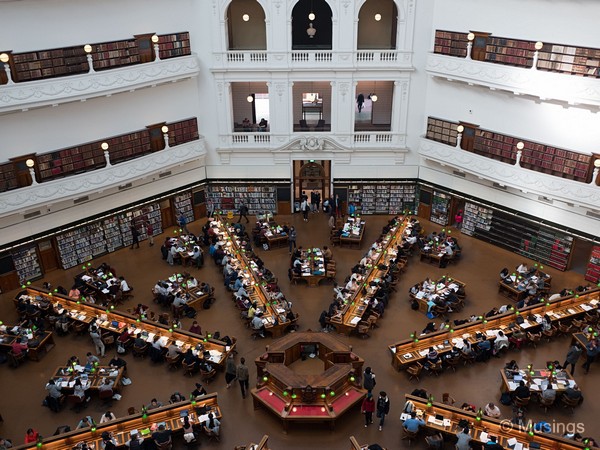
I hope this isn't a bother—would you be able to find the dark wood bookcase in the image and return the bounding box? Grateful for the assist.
[425,117,458,147]
[157,32,191,59]
[485,37,535,68]
[433,30,468,57]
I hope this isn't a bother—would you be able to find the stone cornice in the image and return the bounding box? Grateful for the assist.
[419,138,600,210]
[0,139,206,216]
[0,55,200,114]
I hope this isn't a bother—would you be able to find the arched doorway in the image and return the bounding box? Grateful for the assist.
[357,0,398,49]
[291,0,333,50]
[293,160,331,211]
[226,0,267,50]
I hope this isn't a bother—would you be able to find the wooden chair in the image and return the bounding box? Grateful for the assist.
[67,394,85,413]
[432,304,449,320]
[330,232,341,247]
[99,388,114,406]
[132,343,149,358]
[461,351,476,366]
[513,396,530,409]
[72,321,88,335]
[155,439,173,450]
[101,332,115,349]
[526,331,542,348]
[182,361,198,377]
[542,325,558,342]
[357,322,371,339]
[406,362,423,381]
[402,427,419,446]
[428,360,444,377]
[7,350,26,368]
[571,318,585,331]
[203,426,220,442]
[445,355,461,373]
[561,395,581,413]
[165,354,182,370]
[200,368,217,384]
[539,395,555,413]
[557,321,575,336]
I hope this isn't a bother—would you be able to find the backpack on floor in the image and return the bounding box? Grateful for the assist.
[500,392,513,406]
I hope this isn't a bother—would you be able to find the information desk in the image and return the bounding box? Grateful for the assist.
[330,216,408,335]
[292,247,328,287]
[500,368,575,394]
[214,217,292,337]
[498,270,552,302]
[251,331,366,430]
[163,273,209,312]
[389,289,600,371]
[51,365,125,393]
[339,217,366,249]
[0,326,54,361]
[17,288,233,368]
[410,276,466,314]
[13,393,221,450]
[403,394,587,450]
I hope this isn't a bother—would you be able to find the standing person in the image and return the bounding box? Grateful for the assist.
[225,354,237,389]
[563,343,583,375]
[357,93,365,113]
[146,222,154,247]
[376,391,390,431]
[582,338,599,374]
[89,324,105,357]
[334,194,342,218]
[178,213,190,234]
[288,226,297,255]
[206,198,214,218]
[301,198,309,222]
[348,202,356,216]
[316,191,321,212]
[361,392,375,427]
[236,357,250,399]
[363,367,376,393]
[237,202,249,223]
[311,191,317,212]
[130,224,140,249]
[454,210,464,229]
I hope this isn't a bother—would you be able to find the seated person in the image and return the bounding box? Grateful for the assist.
[504,360,519,375]
[76,416,94,430]
[169,392,185,403]
[564,384,583,403]
[152,425,171,445]
[109,354,127,369]
[402,412,425,432]
[494,331,509,353]
[484,402,502,418]
[147,398,163,410]
[513,381,531,400]
[192,383,207,397]
[98,379,114,393]
[251,313,266,338]
[182,349,199,369]
[485,436,504,450]
[189,321,202,335]
[100,411,116,423]
[203,413,220,436]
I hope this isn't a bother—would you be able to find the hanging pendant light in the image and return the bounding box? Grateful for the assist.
[247,82,254,102]
[371,81,378,102]
[308,0,315,20]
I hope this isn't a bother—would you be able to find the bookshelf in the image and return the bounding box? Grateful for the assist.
[167,118,199,146]
[346,183,418,215]
[0,162,19,193]
[1,31,192,84]
[173,192,194,225]
[538,44,600,77]
[433,30,469,58]
[12,245,42,283]
[157,32,191,59]
[461,202,493,236]
[585,246,600,283]
[105,130,152,164]
[426,117,458,147]
[103,217,124,252]
[117,203,162,247]
[56,225,107,269]
[473,130,518,164]
[485,37,535,68]
[207,185,277,215]
[37,143,105,181]
[430,191,450,225]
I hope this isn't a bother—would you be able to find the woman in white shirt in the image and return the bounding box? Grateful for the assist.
[484,402,502,418]
[99,411,116,423]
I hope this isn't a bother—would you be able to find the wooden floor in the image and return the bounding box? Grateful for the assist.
[0,212,596,449]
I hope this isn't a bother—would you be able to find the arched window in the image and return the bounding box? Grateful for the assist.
[227,0,266,50]
[291,0,333,50]
[357,0,398,49]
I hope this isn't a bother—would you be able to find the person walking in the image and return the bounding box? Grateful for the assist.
[363,367,376,393]
[89,324,105,357]
[225,354,237,389]
[454,209,464,229]
[146,222,154,247]
[376,391,390,431]
[237,202,249,223]
[288,226,297,254]
[563,343,583,375]
[361,393,375,427]
[334,194,342,218]
[357,93,365,113]
[582,338,599,374]
[236,357,249,399]
[178,213,190,234]
[130,224,140,249]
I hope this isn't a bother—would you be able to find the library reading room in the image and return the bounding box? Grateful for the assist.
[0,1,599,450]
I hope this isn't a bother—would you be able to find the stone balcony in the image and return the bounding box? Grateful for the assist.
[0,55,200,114]
[426,52,600,109]
[419,137,600,210]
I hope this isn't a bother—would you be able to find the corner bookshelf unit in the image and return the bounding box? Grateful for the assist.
[426,117,458,147]
[207,185,277,215]
[157,32,191,59]
[485,37,535,68]
[1,31,192,84]
[347,183,418,215]
[118,203,163,248]
[430,191,450,226]
[12,245,42,283]
[433,30,469,58]
[56,224,107,269]
[461,202,493,237]
[173,192,194,225]
[585,246,600,283]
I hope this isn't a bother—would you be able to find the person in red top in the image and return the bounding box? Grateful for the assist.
[24,429,39,444]
[361,392,375,427]
[11,338,28,356]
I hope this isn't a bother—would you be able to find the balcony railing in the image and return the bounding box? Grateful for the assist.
[212,50,413,71]
[0,55,201,113]
[426,52,600,108]
[222,131,405,149]
[419,137,600,211]
[0,139,206,216]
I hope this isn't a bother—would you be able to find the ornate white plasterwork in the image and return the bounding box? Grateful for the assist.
[0,55,200,113]
[419,138,600,210]
[0,139,206,216]
[426,53,600,108]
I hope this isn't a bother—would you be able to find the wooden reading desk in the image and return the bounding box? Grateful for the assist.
[329,216,408,335]
[263,224,289,249]
[0,325,54,361]
[162,273,209,312]
[214,216,293,338]
[13,393,221,450]
[237,435,271,450]
[292,247,328,287]
[498,269,552,302]
[500,367,575,395]
[403,394,587,450]
[390,288,600,371]
[51,365,125,394]
[339,217,366,249]
[410,276,466,314]
[16,288,233,368]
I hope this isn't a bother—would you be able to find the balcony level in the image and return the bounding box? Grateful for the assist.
[0,55,200,114]
[426,52,600,109]
[418,137,600,211]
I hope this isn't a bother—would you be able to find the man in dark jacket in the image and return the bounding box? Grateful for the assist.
[376,391,390,431]
[563,344,583,375]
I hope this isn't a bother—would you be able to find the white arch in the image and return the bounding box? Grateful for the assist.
[220,0,270,21]
[355,0,405,22]
[220,0,269,51]
[287,0,337,19]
